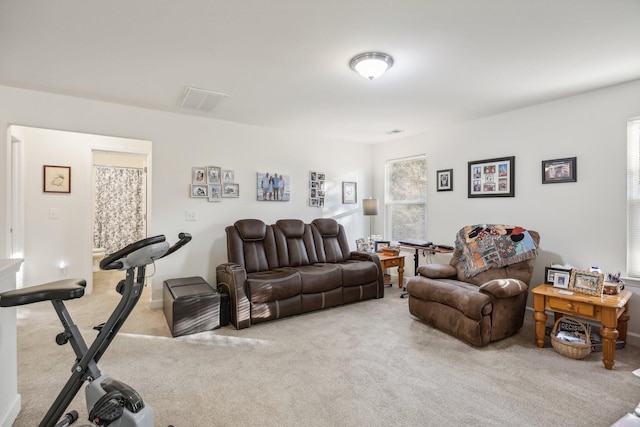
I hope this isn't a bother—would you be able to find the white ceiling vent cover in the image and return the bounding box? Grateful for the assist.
[179,87,229,113]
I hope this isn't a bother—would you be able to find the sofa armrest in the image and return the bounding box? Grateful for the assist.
[416,264,457,279]
[479,278,528,298]
[349,251,385,297]
[216,263,251,330]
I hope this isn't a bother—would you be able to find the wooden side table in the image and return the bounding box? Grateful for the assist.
[378,254,405,288]
[531,284,632,369]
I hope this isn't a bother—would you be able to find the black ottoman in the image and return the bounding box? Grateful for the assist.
[163,276,220,337]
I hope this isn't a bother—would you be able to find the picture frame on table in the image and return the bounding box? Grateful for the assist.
[545,266,573,285]
[569,269,604,296]
[342,181,357,204]
[542,157,577,184]
[467,156,515,198]
[436,169,453,192]
[43,165,71,193]
[553,271,571,289]
[374,241,390,253]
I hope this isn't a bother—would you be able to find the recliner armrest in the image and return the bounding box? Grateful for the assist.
[479,278,528,298]
[416,264,457,279]
[216,263,251,330]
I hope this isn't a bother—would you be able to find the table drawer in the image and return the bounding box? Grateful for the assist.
[382,258,402,267]
[548,297,595,316]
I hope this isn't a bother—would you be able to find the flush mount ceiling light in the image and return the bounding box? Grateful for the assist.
[349,52,393,80]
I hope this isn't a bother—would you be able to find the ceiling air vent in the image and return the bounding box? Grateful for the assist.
[179,87,229,113]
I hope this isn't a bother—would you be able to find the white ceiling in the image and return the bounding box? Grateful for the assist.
[1,1,639,143]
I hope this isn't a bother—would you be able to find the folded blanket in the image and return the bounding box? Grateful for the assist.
[456,224,538,277]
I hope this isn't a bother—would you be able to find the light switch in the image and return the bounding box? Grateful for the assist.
[48,208,58,219]
[186,210,197,221]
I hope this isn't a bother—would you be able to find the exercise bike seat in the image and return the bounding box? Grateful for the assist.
[0,278,86,307]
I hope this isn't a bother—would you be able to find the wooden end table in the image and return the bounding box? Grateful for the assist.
[531,284,631,369]
[378,254,405,288]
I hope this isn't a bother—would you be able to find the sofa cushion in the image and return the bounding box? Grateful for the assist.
[311,218,350,263]
[235,218,268,241]
[274,219,317,266]
[283,264,342,293]
[339,260,380,287]
[246,269,301,303]
[406,278,492,320]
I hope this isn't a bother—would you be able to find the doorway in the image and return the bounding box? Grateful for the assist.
[8,125,151,293]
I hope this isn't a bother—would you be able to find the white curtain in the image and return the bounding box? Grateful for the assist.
[93,166,145,255]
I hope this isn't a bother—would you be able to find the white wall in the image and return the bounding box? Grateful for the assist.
[0,85,374,305]
[373,78,640,337]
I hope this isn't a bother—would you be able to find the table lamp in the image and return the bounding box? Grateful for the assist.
[362,198,379,241]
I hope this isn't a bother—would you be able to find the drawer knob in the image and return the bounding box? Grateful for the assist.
[567,303,573,310]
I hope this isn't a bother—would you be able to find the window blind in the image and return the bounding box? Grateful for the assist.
[385,155,427,242]
[627,117,640,277]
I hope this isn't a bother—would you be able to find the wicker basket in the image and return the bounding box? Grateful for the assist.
[551,317,592,360]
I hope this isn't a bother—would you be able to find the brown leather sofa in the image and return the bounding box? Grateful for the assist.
[216,218,384,329]
[405,226,539,347]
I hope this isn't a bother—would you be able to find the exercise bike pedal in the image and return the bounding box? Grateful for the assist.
[116,279,126,295]
[93,322,105,332]
[89,391,124,426]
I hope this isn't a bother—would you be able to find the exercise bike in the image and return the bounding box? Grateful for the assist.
[0,233,191,427]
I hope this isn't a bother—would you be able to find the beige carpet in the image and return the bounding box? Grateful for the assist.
[11,270,640,426]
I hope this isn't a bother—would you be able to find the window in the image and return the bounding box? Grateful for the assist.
[385,155,427,241]
[627,117,640,277]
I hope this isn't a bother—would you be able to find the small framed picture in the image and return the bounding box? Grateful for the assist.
[544,266,573,285]
[569,269,604,296]
[191,184,208,198]
[222,170,234,183]
[342,181,357,204]
[206,166,221,184]
[553,271,571,289]
[542,157,577,184]
[222,183,239,198]
[192,167,206,184]
[43,165,71,193]
[208,184,222,202]
[374,240,390,253]
[436,169,453,192]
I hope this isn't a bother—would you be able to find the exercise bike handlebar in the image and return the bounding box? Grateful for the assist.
[99,233,192,271]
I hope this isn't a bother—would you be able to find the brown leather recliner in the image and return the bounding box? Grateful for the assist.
[405,226,540,347]
[216,218,384,329]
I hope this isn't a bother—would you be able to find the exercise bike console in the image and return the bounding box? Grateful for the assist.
[0,233,191,427]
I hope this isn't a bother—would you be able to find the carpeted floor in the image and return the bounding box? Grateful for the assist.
[11,270,640,426]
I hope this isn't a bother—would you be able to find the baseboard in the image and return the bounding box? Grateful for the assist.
[0,393,21,427]
[524,306,640,347]
[150,299,163,310]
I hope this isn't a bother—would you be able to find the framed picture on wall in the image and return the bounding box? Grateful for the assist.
[542,157,577,184]
[223,183,239,198]
[436,169,453,192]
[190,184,208,198]
[43,165,71,193]
[192,167,206,185]
[342,181,357,204]
[206,166,221,184]
[467,156,515,198]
